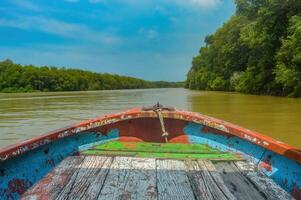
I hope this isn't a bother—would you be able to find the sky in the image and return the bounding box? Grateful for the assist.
[0,0,235,81]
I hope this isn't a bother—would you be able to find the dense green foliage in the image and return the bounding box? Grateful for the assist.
[186,0,301,97]
[0,59,183,92]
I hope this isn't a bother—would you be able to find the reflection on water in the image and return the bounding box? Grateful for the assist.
[0,88,300,148]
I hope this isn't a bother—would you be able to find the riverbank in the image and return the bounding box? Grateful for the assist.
[0,59,184,93]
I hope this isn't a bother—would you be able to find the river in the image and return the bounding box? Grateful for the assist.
[0,88,300,148]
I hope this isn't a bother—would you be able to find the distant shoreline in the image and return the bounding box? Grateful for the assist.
[0,87,185,94]
[0,59,184,93]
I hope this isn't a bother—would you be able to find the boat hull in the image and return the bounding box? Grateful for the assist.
[0,107,300,199]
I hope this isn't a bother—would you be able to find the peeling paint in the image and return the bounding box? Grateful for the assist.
[203,120,229,133]
[1,108,300,163]
[0,179,32,199]
[292,183,301,199]
[0,107,300,199]
[0,130,119,199]
[258,156,273,172]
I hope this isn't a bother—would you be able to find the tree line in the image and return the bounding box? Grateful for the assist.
[0,59,183,92]
[186,0,301,97]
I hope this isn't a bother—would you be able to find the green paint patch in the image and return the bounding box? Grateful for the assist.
[82,150,242,160]
[92,141,221,154]
[82,141,243,160]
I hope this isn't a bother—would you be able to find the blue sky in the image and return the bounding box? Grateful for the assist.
[0,0,235,81]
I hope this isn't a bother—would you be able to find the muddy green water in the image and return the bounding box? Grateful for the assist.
[0,88,300,148]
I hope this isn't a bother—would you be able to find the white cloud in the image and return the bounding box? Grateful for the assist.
[166,0,221,8]
[0,19,23,29]
[138,28,158,39]
[89,0,104,3]
[11,0,41,11]
[170,0,220,8]
[87,0,220,8]
[65,0,80,3]
[0,16,121,45]
[147,29,158,39]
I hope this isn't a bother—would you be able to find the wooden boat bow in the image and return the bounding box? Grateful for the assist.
[0,106,300,163]
[0,105,300,199]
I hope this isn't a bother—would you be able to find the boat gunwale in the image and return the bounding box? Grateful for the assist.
[0,107,300,163]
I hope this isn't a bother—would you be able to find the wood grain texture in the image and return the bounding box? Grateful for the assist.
[21,156,84,200]
[215,161,266,200]
[196,160,236,200]
[98,157,157,200]
[184,160,214,200]
[156,159,196,200]
[234,161,293,200]
[22,155,292,200]
[81,157,113,199]
[56,156,113,200]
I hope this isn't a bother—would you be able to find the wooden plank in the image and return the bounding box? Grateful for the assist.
[156,159,196,200]
[202,160,237,200]
[215,161,266,200]
[98,157,157,200]
[21,156,84,200]
[234,161,293,200]
[184,160,214,200]
[56,156,113,200]
[82,157,113,199]
[196,160,236,200]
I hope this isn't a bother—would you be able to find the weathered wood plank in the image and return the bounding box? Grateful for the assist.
[56,156,113,200]
[24,155,288,200]
[21,156,85,200]
[184,160,214,200]
[234,161,293,200]
[196,160,236,200]
[156,159,195,200]
[215,161,266,200]
[98,157,157,200]
[82,157,113,199]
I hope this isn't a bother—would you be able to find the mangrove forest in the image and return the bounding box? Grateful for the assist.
[186,0,301,97]
[0,59,183,92]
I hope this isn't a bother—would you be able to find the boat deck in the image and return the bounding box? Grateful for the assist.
[21,142,292,200]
